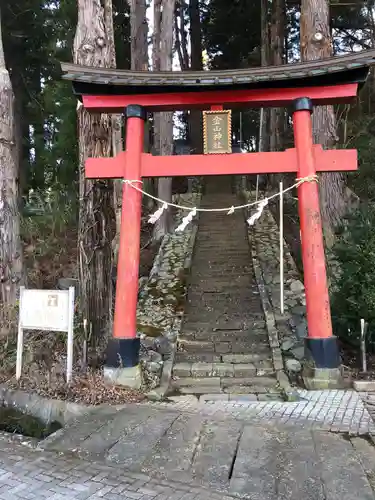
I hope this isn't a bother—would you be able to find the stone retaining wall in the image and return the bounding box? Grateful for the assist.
[243,191,308,386]
[136,191,201,341]
[136,191,202,396]
[0,385,95,425]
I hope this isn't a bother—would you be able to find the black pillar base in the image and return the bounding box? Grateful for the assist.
[105,338,140,368]
[305,336,340,369]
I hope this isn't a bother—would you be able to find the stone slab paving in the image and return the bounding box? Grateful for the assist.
[154,389,375,435]
[2,412,375,499]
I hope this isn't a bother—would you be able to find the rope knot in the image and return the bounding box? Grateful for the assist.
[123,179,144,185]
[295,174,318,184]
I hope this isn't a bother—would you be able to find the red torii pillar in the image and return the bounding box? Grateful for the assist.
[87,99,356,384]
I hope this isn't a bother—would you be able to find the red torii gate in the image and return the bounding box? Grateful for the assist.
[61,50,375,382]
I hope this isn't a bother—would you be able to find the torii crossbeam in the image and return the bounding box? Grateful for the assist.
[62,49,375,388]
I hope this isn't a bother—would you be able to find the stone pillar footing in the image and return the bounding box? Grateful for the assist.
[305,336,340,369]
[302,366,344,390]
[303,336,344,389]
[104,365,142,389]
[106,338,140,368]
[104,338,141,389]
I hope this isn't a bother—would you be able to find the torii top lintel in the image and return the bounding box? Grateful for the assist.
[61,50,375,112]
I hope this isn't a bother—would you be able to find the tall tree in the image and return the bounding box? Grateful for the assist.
[259,0,269,154]
[114,0,148,257]
[0,6,23,332]
[153,0,176,241]
[300,0,350,243]
[188,0,203,154]
[74,0,116,347]
[269,0,285,155]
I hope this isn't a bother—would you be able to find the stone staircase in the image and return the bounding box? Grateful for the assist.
[172,177,282,400]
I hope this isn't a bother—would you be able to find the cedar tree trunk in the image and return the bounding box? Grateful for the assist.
[0,6,23,334]
[153,0,176,242]
[301,0,349,244]
[74,0,116,348]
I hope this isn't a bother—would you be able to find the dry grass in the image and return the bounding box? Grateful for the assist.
[2,370,145,405]
[0,329,145,405]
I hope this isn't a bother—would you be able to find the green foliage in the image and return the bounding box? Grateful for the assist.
[346,113,375,201]
[3,0,129,195]
[22,186,78,239]
[201,0,261,70]
[201,0,261,148]
[331,205,375,348]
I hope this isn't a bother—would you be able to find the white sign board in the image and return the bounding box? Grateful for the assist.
[20,289,71,332]
[17,286,75,383]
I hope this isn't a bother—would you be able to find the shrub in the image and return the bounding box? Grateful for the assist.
[330,204,375,348]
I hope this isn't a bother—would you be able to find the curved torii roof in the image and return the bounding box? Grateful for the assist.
[61,49,375,97]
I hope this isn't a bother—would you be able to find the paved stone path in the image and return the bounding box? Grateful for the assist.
[156,390,375,435]
[2,401,375,499]
[173,177,280,399]
[0,435,232,500]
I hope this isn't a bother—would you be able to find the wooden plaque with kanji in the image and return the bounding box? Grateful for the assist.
[203,110,232,154]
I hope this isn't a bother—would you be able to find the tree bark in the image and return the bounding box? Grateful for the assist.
[259,0,269,154]
[300,0,349,244]
[0,6,23,333]
[153,0,176,241]
[269,0,285,154]
[175,2,189,70]
[129,0,148,71]
[74,0,116,348]
[107,0,123,262]
[188,0,203,155]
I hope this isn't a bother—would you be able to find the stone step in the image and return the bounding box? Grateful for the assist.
[197,228,246,233]
[220,376,278,391]
[191,266,249,271]
[185,298,259,306]
[222,353,272,363]
[185,290,256,298]
[187,280,256,288]
[192,246,248,251]
[185,299,260,309]
[178,339,269,355]
[182,314,267,326]
[188,279,253,288]
[182,317,267,328]
[186,289,259,297]
[173,362,260,378]
[179,328,269,341]
[179,334,269,347]
[189,274,251,281]
[181,329,265,342]
[175,351,222,363]
[173,377,222,389]
[173,375,277,389]
[178,385,223,394]
[181,319,266,330]
[191,255,251,263]
[189,273,253,280]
